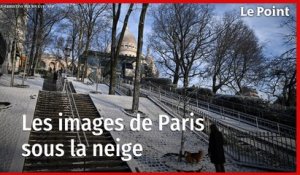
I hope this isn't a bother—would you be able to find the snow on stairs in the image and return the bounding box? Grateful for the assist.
[23,91,131,172]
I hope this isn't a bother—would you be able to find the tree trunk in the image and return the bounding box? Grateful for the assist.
[76,18,83,80]
[172,63,180,86]
[10,40,16,87]
[212,74,219,93]
[286,70,296,106]
[71,29,76,75]
[81,27,92,82]
[109,4,118,94]
[109,4,133,95]
[212,72,216,90]
[10,9,19,87]
[28,9,38,75]
[178,73,189,161]
[132,4,148,113]
[31,7,43,76]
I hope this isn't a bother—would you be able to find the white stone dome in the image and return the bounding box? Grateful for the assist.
[117,26,137,57]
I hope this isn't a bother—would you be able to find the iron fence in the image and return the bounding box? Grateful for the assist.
[116,79,296,171]
[120,79,295,138]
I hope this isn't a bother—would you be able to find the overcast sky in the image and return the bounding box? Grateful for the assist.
[119,3,296,58]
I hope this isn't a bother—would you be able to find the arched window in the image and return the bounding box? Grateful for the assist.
[38,61,46,69]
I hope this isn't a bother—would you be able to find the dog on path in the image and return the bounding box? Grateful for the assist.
[184,150,204,163]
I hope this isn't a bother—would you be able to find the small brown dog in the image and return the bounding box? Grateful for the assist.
[184,150,203,163]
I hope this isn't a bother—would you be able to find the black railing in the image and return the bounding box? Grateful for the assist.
[116,79,296,171]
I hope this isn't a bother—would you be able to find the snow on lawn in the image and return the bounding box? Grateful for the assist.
[0,86,38,171]
[67,77,110,95]
[0,74,44,90]
[89,94,261,172]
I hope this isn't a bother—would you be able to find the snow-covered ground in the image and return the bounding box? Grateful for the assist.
[0,74,44,90]
[0,86,38,171]
[67,77,111,95]
[89,94,260,172]
[0,76,262,172]
[0,74,42,171]
[68,79,260,172]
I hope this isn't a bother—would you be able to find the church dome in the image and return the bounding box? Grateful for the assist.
[117,26,137,57]
[118,26,136,46]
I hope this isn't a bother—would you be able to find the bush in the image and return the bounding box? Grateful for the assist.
[175,87,214,99]
[211,94,295,127]
[142,77,173,89]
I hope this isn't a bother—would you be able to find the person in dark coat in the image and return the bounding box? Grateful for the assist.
[208,124,225,172]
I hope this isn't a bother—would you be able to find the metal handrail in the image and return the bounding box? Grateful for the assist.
[121,79,295,137]
[116,79,295,171]
[64,79,90,147]
[144,81,294,121]
[64,81,82,145]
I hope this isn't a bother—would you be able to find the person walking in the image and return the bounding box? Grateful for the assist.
[208,124,225,172]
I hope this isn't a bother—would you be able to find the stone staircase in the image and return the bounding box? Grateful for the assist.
[23,91,131,172]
